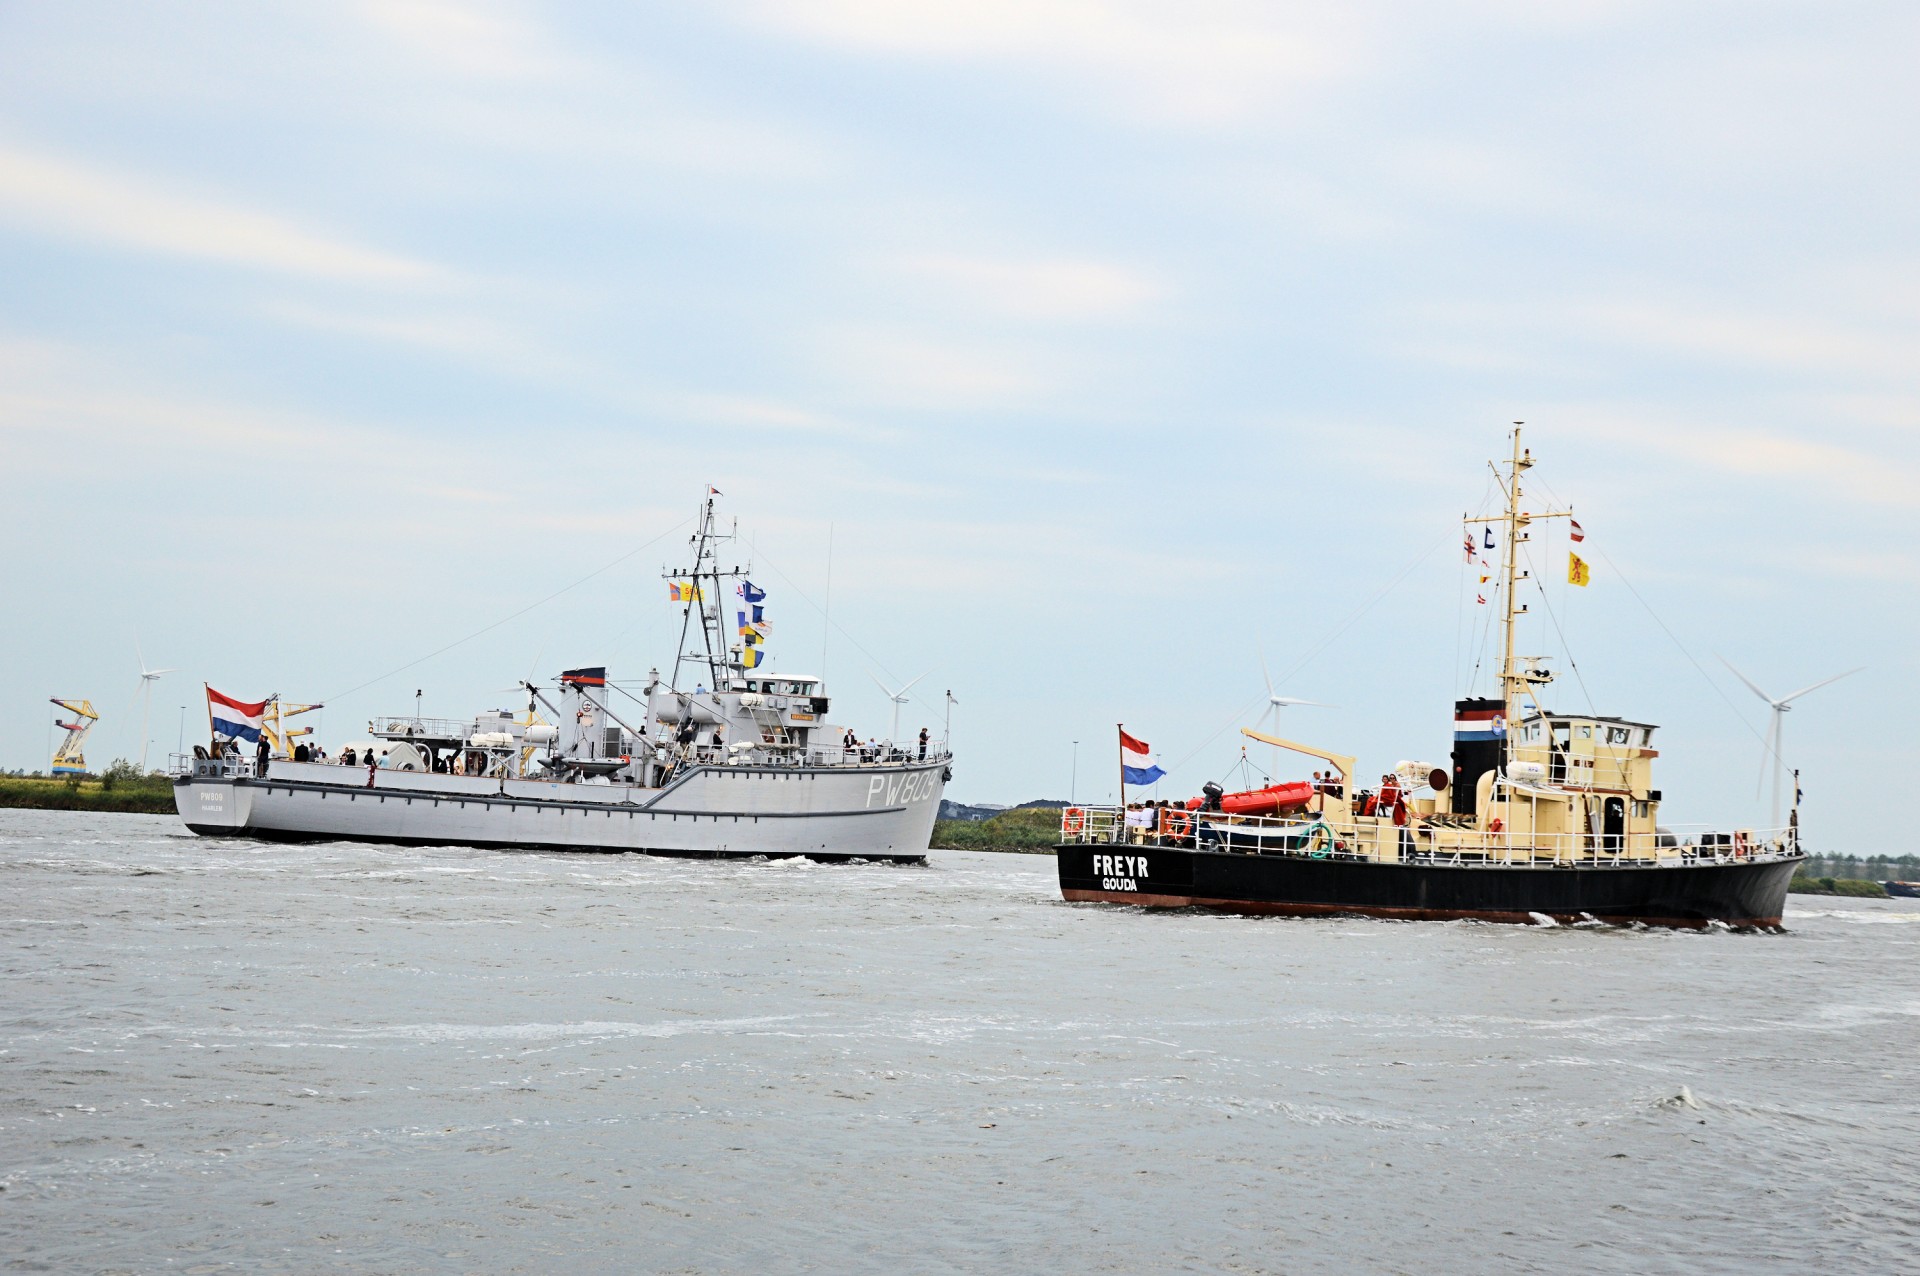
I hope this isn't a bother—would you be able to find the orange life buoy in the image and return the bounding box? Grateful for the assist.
[1733,830,1751,857]
[1164,809,1191,839]
[1063,807,1086,835]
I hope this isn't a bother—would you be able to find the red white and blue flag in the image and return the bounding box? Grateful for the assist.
[1453,704,1506,742]
[207,686,267,743]
[1120,728,1166,786]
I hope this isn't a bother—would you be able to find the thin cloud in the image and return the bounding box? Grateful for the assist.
[1577,411,1919,506]
[353,0,581,80]
[0,140,441,283]
[743,0,1366,125]
[807,327,1044,408]
[676,393,902,443]
[882,252,1163,322]
[1578,300,1920,381]
[260,300,580,380]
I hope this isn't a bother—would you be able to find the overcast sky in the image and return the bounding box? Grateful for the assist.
[2,2,1914,849]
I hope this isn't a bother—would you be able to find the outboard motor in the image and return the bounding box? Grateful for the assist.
[1201,780,1224,813]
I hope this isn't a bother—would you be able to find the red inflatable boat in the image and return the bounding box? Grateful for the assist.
[1218,781,1315,816]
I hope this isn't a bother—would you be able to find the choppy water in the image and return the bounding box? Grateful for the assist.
[3,810,1917,1274]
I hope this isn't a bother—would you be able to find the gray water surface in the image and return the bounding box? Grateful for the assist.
[3,809,1916,1273]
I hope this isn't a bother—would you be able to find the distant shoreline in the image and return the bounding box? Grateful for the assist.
[0,775,175,815]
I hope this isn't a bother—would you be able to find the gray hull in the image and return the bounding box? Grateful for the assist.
[175,758,946,862]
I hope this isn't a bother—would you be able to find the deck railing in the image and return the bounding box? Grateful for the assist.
[368,716,477,740]
[1059,805,1800,867]
[172,753,257,779]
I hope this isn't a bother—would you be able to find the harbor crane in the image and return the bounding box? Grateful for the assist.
[50,699,98,775]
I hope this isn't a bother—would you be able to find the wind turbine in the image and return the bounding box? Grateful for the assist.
[1719,656,1861,830]
[1256,650,1329,775]
[134,641,177,772]
[869,671,927,744]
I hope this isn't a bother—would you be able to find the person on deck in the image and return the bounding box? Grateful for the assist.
[918,727,929,761]
[255,736,271,778]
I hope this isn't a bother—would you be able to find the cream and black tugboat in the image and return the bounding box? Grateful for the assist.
[1057,430,1803,928]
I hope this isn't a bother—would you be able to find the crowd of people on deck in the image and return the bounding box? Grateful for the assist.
[1104,764,1424,850]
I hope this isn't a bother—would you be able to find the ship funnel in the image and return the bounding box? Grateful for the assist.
[1450,698,1506,815]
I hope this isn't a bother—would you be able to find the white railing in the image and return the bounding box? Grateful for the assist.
[801,743,951,768]
[1058,805,1801,868]
[661,742,951,769]
[368,716,475,739]
[173,753,257,779]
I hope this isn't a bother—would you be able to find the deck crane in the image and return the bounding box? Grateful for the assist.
[50,699,99,775]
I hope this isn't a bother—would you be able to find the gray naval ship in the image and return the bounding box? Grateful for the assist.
[174,493,951,862]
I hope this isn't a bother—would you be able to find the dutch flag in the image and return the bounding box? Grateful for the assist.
[207,686,268,743]
[1121,728,1166,786]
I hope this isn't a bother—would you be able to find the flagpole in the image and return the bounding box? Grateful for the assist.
[1117,723,1125,814]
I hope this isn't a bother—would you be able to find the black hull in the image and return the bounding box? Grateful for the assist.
[183,824,925,865]
[1057,843,1798,929]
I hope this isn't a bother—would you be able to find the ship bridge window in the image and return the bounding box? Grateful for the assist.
[1577,724,1592,740]
[1607,726,1630,745]
[1641,729,1654,746]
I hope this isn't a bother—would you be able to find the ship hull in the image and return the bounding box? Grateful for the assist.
[1057,843,1799,928]
[177,759,947,863]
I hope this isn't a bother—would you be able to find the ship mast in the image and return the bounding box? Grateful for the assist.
[665,490,749,695]
[1498,426,1530,740]
[1484,424,1571,761]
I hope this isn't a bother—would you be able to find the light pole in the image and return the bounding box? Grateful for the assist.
[1071,740,1078,803]
[176,705,186,755]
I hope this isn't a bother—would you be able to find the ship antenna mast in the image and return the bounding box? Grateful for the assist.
[667,493,714,693]
[665,489,749,694]
[1499,424,1528,748]
[1482,423,1571,761]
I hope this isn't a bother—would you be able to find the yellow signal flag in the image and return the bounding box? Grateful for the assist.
[1568,552,1591,587]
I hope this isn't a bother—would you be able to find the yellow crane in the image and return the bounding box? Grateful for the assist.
[50,699,98,775]
[261,699,324,758]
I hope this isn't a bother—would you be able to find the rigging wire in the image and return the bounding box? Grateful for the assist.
[1523,476,1770,751]
[1164,532,1450,777]
[322,515,695,704]
[1585,543,1770,750]
[1454,473,1500,697]
[747,542,947,726]
[1517,531,1596,714]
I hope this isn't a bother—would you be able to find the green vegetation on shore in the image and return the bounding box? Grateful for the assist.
[1799,853,1917,882]
[1788,873,1888,898]
[0,762,176,815]
[930,807,1059,854]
